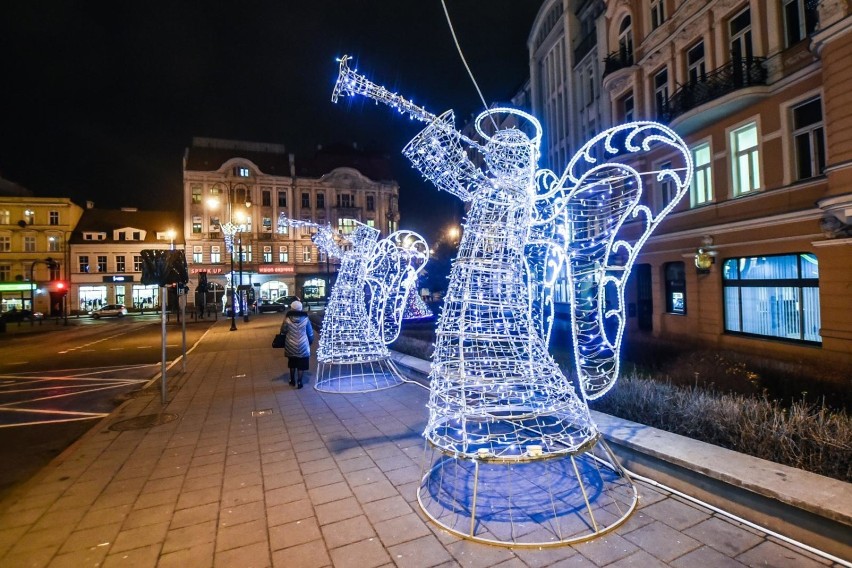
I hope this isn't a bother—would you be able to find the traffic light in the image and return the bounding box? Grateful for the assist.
[54,281,68,296]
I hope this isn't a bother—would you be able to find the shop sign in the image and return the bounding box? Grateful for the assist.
[190,267,225,274]
[258,266,295,274]
[102,275,135,282]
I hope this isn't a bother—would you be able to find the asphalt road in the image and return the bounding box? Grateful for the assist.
[0,314,216,500]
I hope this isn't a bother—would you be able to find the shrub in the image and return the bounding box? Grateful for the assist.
[590,373,852,482]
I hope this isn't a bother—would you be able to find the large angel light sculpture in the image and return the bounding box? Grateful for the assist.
[333,56,692,547]
[278,215,428,392]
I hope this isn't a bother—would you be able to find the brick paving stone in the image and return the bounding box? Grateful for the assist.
[271,539,332,568]
[8,525,74,556]
[315,496,363,525]
[182,472,223,493]
[387,534,455,568]
[29,506,87,533]
[307,481,353,505]
[267,498,315,527]
[322,515,377,549]
[735,539,831,568]
[510,545,582,567]
[103,543,162,568]
[670,545,749,567]
[362,495,414,523]
[171,502,219,530]
[640,497,711,531]
[110,520,169,553]
[143,473,185,494]
[161,519,216,554]
[159,542,216,567]
[682,516,764,557]
[328,537,391,568]
[352,479,399,504]
[216,517,268,552]
[214,540,271,568]
[374,511,432,547]
[301,457,339,475]
[337,455,378,473]
[58,521,122,554]
[0,525,28,557]
[267,482,310,506]
[622,520,701,562]
[384,464,423,486]
[222,471,263,491]
[220,500,266,527]
[304,467,346,489]
[344,466,387,487]
[221,483,264,508]
[176,486,221,511]
[573,533,639,566]
[132,487,180,511]
[269,516,323,551]
[491,558,527,568]
[1,544,58,568]
[123,503,175,529]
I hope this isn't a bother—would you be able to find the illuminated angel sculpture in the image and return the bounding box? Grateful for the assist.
[333,56,692,547]
[278,215,428,392]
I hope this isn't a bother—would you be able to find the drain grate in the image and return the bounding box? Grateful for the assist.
[251,409,274,417]
[109,413,179,431]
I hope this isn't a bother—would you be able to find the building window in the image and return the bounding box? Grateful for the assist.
[24,209,34,224]
[24,236,36,252]
[193,246,203,263]
[262,217,272,232]
[654,67,669,117]
[650,0,665,29]
[302,246,312,263]
[687,41,706,83]
[301,192,310,208]
[366,195,375,211]
[79,256,90,273]
[279,246,289,263]
[337,194,354,208]
[618,16,633,63]
[49,210,59,225]
[211,246,221,263]
[235,166,250,177]
[262,190,271,207]
[192,184,202,204]
[116,256,126,273]
[792,97,825,181]
[209,185,221,197]
[730,7,753,67]
[366,219,375,228]
[209,215,221,232]
[665,262,686,315]
[97,256,107,273]
[263,246,272,263]
[133,255,142,272]
[47,236,59,252]
[0,236,9,252]
[659,161,676,206]
[723,253,820,343]
[731,122,760,196]
[0,264,9,281]
[621,93,634,122]
[783,0,818,48]
[316,193,325,209]
[691,142,713,206]
[0,210,8,225]
[133,231,141,240]
[338,218,357,235]
[278,190,287,207]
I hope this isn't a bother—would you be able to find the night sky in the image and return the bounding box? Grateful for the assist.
[1,2,543,241]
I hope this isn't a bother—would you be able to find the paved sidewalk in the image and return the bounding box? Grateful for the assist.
[0,315,844,567]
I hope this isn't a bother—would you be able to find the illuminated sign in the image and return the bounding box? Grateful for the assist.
[257,266,294,274]
[102,275,135,282]
[190,267,224,274]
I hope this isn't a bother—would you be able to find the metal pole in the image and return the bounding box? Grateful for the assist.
[239,232,247,322]
[229,244,237,331]
[181,287,187,372]
[161,286,167,404]
[30,261,35,326]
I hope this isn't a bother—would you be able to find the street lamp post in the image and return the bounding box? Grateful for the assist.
[207,182,252,330]
[221,222,239,331]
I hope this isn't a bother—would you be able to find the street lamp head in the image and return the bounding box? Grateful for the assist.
[206,197,220,210]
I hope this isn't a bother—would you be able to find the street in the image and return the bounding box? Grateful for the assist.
[0,314,216,499]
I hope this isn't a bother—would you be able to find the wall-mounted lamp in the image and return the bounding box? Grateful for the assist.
[695,236,715,274]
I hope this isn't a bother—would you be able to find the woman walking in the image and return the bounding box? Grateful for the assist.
[280,300,314,388]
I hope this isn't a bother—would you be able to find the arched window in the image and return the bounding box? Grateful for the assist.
[618,16,634,64]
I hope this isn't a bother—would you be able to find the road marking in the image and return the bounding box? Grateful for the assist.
[5,362,28,365]
[108,348,125,351]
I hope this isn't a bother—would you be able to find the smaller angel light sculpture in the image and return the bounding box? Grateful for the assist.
[278,215,429,392]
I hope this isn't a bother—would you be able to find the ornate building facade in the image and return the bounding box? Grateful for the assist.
[529,0,852,368]
[182,138,400,307]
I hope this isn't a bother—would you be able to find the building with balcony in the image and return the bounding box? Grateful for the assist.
[0,187,83,316]
[182,138,400,306]
[68,206,184,314]
[528,0,852,370]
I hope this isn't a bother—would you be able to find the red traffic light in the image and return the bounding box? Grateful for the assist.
[56,281,66,290]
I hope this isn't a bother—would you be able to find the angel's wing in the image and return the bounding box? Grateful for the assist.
[365,231,430,344]
[558,122,693,400]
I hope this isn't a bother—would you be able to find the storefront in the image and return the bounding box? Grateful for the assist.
[0,282,33,313]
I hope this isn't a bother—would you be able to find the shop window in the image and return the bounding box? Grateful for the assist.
[115,285,126,306]
[193,246,203,263]
[303,277,326,300]
[338,218,357,235]
[783,0,818,48]
[116,255,126,273]
[723,253,820,343]
[211,246,221,263]
[691,142,713,206]
[665,261,686,315]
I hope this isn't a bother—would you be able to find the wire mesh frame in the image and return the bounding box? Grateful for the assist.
[314,358,407,394]
[416,437,638,548]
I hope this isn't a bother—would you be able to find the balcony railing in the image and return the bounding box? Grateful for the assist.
[573,32,597,63]
[660,57,767,122]
[602,48,634,77]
